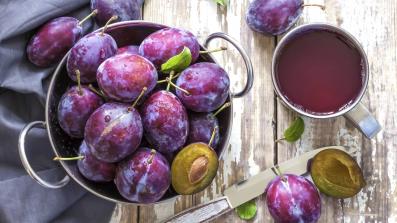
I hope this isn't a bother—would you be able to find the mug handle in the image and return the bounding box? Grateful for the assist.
[204,32,254,98]
[344,103,382,139]
[18,121,70,189]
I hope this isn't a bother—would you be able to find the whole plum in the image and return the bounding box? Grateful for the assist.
[246,0,303,36]
[141,90,189,154]
[57,85,103,138]
[67,32,117,83]
[116,45,140,55]
[91,0,143,26]
[187,102,230,148]
[139,28,200,68]
[77,141,116,182]
[188,113,219,148]
[85,102,143,163]
[115,148,170,203]
[266,174,321,223]
[176,62,230,112]
[27,17,82,67]
[97,54,157,102]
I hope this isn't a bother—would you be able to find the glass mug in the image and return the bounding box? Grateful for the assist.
[272,23,381,139]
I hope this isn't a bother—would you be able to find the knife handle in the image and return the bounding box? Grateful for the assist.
[162,196,232,223]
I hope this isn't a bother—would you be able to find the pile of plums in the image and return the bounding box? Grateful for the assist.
[55,24,231,203]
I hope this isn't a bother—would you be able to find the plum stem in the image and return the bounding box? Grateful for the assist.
[167,78,190,95]
[75,70,83,95]
[200,46,227,54]
[53,156,84,161]
[275,138,286,143]
[147,149,156,164]
[157,72,180,83]
[212,102,231,117]
[88,84,105,98]
[101,15,118,36]
[166,71,175,91]
[208,126,218,147]
[130,87,147,109]
[78,9,98,26]
[274,166,287,182]
[302,3,326,10]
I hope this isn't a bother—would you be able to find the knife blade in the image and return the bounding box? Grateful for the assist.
[164,146,354,223]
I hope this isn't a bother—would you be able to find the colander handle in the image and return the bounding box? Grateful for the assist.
[18,121,70,189]
[204,32,254,98]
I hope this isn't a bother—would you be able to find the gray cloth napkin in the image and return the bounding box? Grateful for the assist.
[0,0,116,222]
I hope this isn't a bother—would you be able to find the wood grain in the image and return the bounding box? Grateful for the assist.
[277,0,397,223]
[112,0,397,222]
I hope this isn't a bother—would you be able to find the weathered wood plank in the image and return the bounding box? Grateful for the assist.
[327,0,397,222]
[191,1,276,223]
[110,204,138,223]
[277,0,397,222]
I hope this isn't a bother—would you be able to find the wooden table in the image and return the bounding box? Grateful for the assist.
[110,0,397,222]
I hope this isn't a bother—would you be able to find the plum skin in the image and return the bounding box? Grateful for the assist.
[139,28,200,68]
[141,90,189,154]
[116,45,140,55]
[246,0,303,36]
[27,17,82,67]
[85,102,143,163]
[77,141,116,182]
[115,147,171,203]
[67,32,117,83]
[97,54,158,102]
[57,86,103,138]
[91,0,143,26]
[266,174,321,223]
[176,62,230,112]
[188,112,220,148]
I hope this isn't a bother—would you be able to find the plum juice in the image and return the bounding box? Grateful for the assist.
[276,29,364,115]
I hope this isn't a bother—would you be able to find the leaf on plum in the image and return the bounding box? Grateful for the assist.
[161,46,192,73]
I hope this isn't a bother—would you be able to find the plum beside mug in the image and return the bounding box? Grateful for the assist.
[272,23,381,139]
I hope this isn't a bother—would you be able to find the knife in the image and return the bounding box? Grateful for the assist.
[163,146,355,223]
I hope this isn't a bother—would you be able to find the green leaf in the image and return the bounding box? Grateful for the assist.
[161,46,192,73]
[283,117,305,142]
[214,0,227,6]
[235,199,257,220]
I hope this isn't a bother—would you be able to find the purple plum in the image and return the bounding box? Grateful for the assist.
[176,62,230,112]
[27,17,82,67]
[57,85,103,138]
[116,45,140,55]
[246,0,303,36]
[266,174,321,223]
[141,90,189,154]
[91,0,143,26]
[187,113,219,148]
[77,141,116,182]
[97,54,157,102]
[85,102,143,163]
[67,32,117,83]
[139,28,200,68]
[115,147,171,203]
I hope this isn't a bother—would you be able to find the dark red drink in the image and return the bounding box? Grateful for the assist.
[275,29,364,115]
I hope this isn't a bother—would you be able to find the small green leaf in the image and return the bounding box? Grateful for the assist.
[214,0,227,6]
[283,117,305,142]
[161,46,192,73]
[235,199,257,220]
